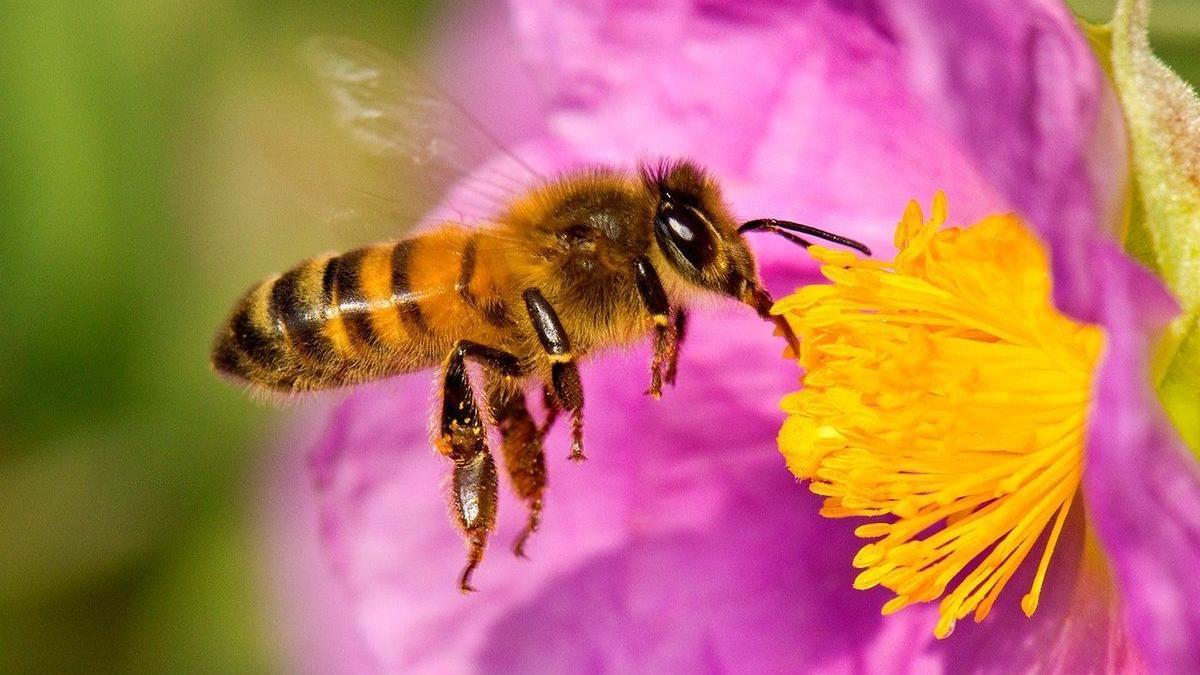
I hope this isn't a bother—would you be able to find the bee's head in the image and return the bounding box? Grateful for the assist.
[641,159,872,319]
[640,160,765,308]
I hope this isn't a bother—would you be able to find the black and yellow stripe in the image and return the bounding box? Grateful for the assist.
[211,227,512,393]
[455,233,511,328]
[332,247,380,349]
[389,239,430,335]
[272,258,337,363]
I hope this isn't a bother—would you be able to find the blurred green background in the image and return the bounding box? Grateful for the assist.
[0,1,1195,672]
[0,2,443,672]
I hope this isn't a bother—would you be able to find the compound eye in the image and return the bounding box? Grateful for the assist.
[655,203,715,271]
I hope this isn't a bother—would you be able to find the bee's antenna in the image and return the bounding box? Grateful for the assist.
[739,219,872,256]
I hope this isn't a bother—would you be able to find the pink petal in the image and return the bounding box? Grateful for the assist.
[1084,243,1200,670]
[262,406,378,674]
[428,0,549,147]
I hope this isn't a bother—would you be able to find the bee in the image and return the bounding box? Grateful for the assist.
[212,38,870,591]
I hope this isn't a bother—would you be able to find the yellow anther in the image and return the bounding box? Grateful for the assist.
[776,193,1103,638]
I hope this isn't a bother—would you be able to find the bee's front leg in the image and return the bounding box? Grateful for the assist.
[522,289,586,462]
[633,257,682,399]
[664,309,688,387]
[437,341,522,592]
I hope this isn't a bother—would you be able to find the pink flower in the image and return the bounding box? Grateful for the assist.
[267,0,1200,672]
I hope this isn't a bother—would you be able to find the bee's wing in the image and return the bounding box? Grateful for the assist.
[302,36,542,227]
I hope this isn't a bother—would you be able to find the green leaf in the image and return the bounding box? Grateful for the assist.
[1103,0,1200,454]
[1158,314,1200,451]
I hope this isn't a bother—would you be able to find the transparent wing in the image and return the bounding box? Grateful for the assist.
[301,36,542,226]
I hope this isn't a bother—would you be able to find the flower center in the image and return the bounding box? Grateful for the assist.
[774,192,1104,638]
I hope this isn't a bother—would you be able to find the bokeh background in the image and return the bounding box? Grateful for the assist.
[0,0,1195,672]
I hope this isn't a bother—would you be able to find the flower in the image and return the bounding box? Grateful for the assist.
[270,0,1200,672]
[776,193,1105,638]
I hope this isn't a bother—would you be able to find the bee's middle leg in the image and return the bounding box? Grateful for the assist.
[438,340,522,592]
[537,385,561,438]
[485,379,547,558]
[522,288,586,462]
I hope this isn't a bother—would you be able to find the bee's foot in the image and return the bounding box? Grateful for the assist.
[458,568,479,594]
[513,537,530,559]
[512,499,542,559]
[458,532,486,593]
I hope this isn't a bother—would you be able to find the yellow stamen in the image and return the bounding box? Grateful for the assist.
[774,192,1104,638]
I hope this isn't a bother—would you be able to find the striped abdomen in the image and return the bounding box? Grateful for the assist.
[212,227,511,392]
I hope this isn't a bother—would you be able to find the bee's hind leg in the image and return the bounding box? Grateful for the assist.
[486,378,547,558]
[438,340,522,592]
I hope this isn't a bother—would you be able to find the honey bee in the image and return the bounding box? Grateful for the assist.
[212,38,870,591]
